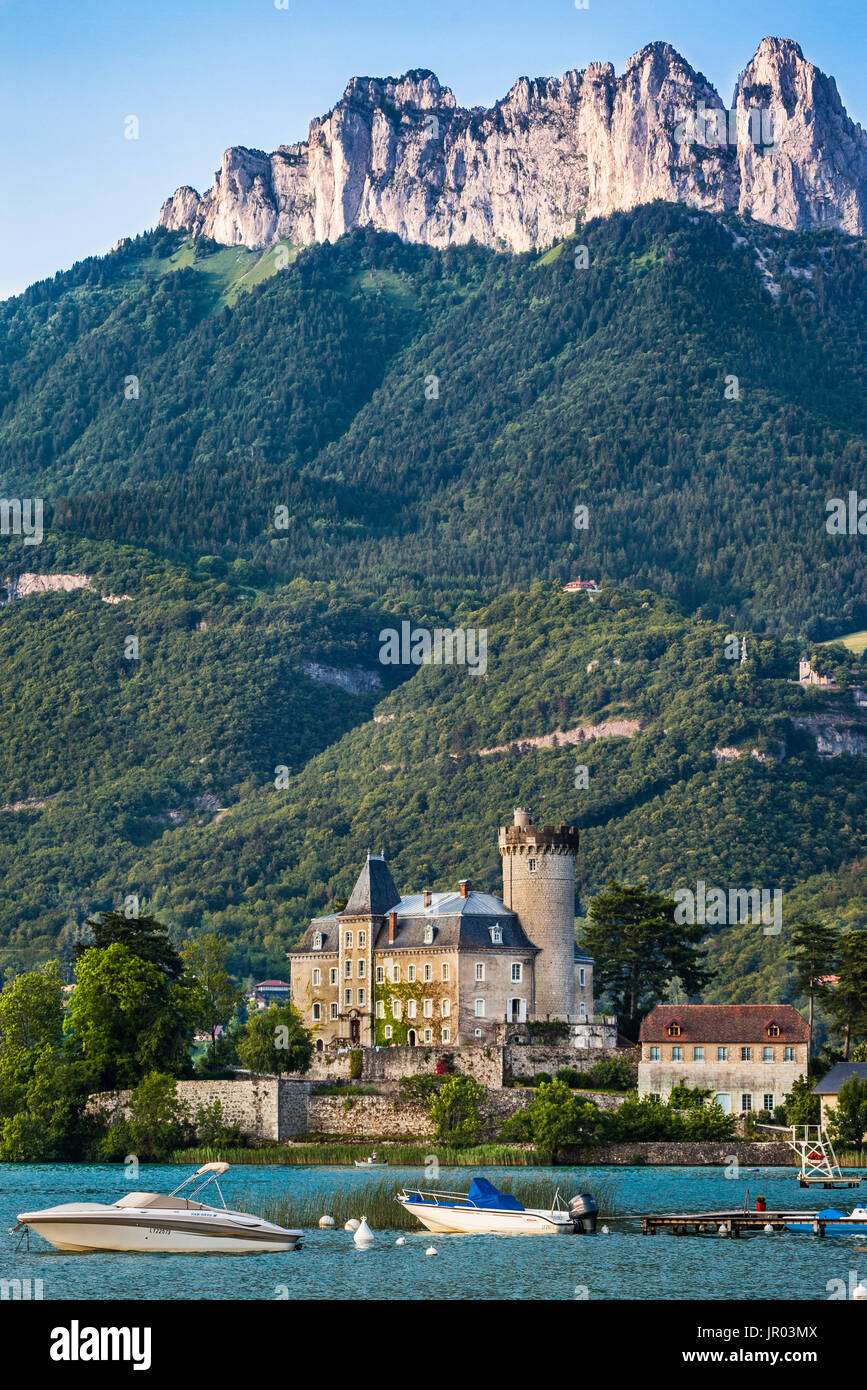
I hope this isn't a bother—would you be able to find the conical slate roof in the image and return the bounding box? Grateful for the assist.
[341,855,400,917]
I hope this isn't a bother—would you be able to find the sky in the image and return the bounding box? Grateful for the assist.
[0,0,865,298]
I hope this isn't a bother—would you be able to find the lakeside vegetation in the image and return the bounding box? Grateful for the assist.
[172,1142,541,1167]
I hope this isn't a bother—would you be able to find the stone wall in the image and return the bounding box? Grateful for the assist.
[360,1045,503,1087]
[87,1079,313,1144]
[504,1044,636,1080]
[306,1087,536,1141]
[564,1140,795,1166]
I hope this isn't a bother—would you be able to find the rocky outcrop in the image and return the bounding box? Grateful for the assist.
[3,572,91,600]
[478,720,641,756]
[792,715,867,758]
[159,38,867,254]
[301,662,383,694]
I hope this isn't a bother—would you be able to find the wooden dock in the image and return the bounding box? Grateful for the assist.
[642,1211,866,1237]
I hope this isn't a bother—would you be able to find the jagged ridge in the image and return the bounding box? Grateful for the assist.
[159,38,867,252]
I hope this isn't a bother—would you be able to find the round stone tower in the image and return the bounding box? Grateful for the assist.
[498,809,580,1021]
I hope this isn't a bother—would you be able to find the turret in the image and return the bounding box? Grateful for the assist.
[498,809,580,1020]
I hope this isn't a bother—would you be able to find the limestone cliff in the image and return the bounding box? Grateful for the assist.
[159,38,867,253]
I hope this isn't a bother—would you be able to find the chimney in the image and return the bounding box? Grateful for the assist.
[459,880,469,898]
[388,910,397,944]
[423,889,432,909]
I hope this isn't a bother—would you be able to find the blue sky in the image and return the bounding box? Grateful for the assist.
[1,0,864,298]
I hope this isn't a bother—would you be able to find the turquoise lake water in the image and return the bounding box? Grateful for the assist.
[2,1162,865,1301]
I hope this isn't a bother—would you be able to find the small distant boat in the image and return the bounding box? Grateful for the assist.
[13,1162,302,1254]
[354,1153,388,1168]
[396,1177,597,1235]
[786,1205,867,1236]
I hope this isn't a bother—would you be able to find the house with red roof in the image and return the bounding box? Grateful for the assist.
[638,1004,809,1116]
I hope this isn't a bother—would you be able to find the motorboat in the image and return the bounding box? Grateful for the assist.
[13,1162,302,1254]
[786,1205,867,1236]
[396,1177,597,1235]
[354,1153,388,1168]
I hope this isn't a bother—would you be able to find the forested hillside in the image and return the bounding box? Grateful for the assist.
[1,204,865,1007]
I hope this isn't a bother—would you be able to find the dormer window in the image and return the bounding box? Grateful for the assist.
[424,925,435,945]
[312,932,323,951]
[490,923,503,944]
[666,1022,681,1037]
[766,1022,781,1038]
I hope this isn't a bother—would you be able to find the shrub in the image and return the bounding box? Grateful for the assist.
[349,1049,363,1081]
[532,1071,553,1087]
[523,1080,602,1160]
[399,1072,447,1103]
[586,1057,634,1091]
[555,1067,582,1088]
[498,1108,534,1142]
[194,1098,246,1148]
[428,1075,487,1146]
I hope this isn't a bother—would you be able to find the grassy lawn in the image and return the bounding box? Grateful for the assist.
[831,630,867,655]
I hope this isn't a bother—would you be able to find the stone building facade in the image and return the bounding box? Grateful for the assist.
[638,1004,809,1115]
[289,809,614,1051]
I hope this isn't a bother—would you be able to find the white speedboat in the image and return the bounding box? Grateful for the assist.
[13,1162,302,1254]
[396,1177,597,1235]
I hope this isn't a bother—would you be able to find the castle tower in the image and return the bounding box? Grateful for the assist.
[498,809,580,1021]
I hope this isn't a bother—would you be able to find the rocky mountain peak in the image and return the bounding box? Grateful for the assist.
[158,37,867,253]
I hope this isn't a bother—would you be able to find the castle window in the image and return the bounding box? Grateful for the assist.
[442,1027,451,1044]
[763,1046,773,1062]
[358,931,366,948]
[766,1022,780,1038]
[423,1029,432,1044]
[357,959,365,978]
[741,1047,752,1061]
[312,968,321,987]
[784,1046,794,1061]
[344,931,353,948]
[376,1001,385,1019]
[312,1003,321,1021]
[528,859,537,873]
[489,924,503,944]
[649,1046,660,1061]
[392,999,402,1020]
[741,1094,752,1112]
[671,1046,682,1061]
[424,963,432,982]
[441,962,449,981]
[579,967,586,987]
[441,999,450,1018]
[693,1046,704,1061]
[423,999,433,1018]
[407,1000,416,1019]
[510,962,522,983]
[344,959,352,978]
[718,1046,727,1061]
[329,968,338,986]
[376,966,384,984]
[357,989,365,1006]
[667,1022,681,1037]
[474,998,485,1018]
[424,925,434,945]
[408,964,416,983]
[384,1025,392,1040]
[344,989,351,1006]
[392,965,401,984]
[579,1000,586,1020]
[330,1002,338,1020]
[313,932,323,950]
[475,963,485,982]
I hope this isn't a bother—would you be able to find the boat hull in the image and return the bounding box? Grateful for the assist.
[399,1201,573,1235]
[18,1208,301,1254]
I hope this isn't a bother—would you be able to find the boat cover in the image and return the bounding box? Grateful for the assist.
[467,1178,524,1211]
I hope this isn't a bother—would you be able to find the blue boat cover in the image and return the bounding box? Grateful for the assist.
[467,1177,525,1211]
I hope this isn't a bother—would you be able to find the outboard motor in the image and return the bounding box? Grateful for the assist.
[568,1193,598,1234]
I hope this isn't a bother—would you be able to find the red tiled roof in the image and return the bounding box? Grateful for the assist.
[639,1004,808,1044]
[256,979,290,988]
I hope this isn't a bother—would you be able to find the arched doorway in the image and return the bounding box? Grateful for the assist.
[407,1029,417,1047]
[349,1016,360,1044]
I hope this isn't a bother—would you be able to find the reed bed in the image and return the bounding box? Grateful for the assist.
[236,1174,620,1232]
[171,1142,542,1167]
[835,1149,867,1168]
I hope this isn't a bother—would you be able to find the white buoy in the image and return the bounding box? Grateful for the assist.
[853,1282,867,1301]
[395,1237,406,1246]
[764,1223,774,1235]
[319,1214,335,1228]
[353,1216,374,1247]
[344,1218,360,1232]
[425,1245,437,1256]
[718,1224,728,1236]
[600,1225,610,1235]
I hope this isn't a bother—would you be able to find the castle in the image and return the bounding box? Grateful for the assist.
[289,809,613,1050]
